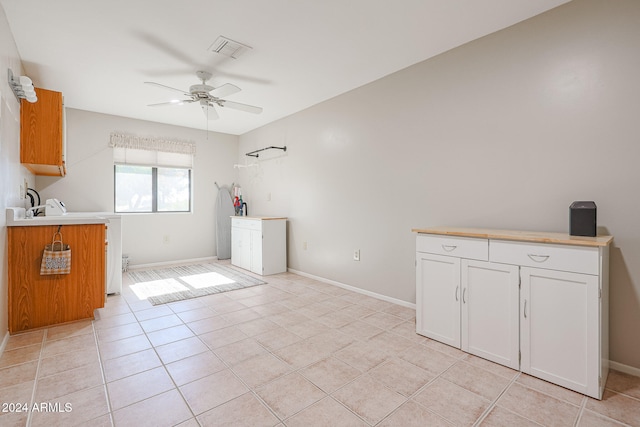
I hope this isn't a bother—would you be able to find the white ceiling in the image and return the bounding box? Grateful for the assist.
[2,0,570,135]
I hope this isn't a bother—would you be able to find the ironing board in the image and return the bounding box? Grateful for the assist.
[215,185,235,260]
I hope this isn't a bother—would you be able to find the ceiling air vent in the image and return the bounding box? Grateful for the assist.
[208,36,252,59]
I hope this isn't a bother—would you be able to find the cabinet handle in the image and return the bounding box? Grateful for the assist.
[462,288,467,304]
[442,245,457,252]
[455,286,459,302]
[527,254,550,263]
[524,300,528,318]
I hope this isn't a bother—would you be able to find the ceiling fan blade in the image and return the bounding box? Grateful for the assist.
[210,83,241,98]
[144,81,190,96]
[201,102,219,121]
[147,99,195,107]
[218,100,263,114]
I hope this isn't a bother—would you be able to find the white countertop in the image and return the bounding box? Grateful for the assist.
[6,207,118,226]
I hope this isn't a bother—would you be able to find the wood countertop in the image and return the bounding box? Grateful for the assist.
[411,226,613,247]
[231,216,287,221]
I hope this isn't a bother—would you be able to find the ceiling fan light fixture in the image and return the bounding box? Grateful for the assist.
[208,36,252,59]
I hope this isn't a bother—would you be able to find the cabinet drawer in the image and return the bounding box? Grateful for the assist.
[231,218,262,231]
[416,234,488,261]
[490,240,599,275]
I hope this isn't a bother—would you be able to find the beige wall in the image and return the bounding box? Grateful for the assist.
[239,0,640,370]
[0,5,34,349]
[36,109,239,265]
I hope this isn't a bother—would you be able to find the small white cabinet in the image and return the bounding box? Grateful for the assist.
[414,227,612,399]
[231,216,286,275]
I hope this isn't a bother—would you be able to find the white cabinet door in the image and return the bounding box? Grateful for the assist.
[462,260,520,369]
[249,229,263,275]
[231,226,251,271]
[520,267,599,397]
[416,252,461,348]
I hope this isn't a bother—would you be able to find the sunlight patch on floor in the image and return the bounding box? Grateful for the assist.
[179,272,235,289]
[129,278,189,300]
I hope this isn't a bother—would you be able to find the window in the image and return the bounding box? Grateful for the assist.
[114,165,191,213]
[110,133,196,214]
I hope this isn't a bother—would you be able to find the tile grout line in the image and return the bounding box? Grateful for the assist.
[115,282,200,424]
[177,288,401,425]
[391,352,470,426]
[573,395,588,427]
[25,329,47,427]
[90,321,115,426]
[471,371,522,426]
[182,287,307,424]
[119,281,297,422]
[163,297,267,424]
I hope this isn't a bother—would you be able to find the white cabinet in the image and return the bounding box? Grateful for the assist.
[231,217,286,275]
[415,235,519,369]
[462,260,520,370]
[231,225,252,271]
[416,252,461,348]
[414,227,612,399]
[519,265,600,398]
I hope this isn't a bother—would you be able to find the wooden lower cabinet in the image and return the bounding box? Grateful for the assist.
[8,224,105,333]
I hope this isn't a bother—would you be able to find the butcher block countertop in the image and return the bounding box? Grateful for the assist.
[231,216,287,220]
[411,226,613,247]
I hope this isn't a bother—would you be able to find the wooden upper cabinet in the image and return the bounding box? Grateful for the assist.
[20,87,66,176]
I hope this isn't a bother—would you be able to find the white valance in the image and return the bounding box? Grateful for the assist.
[109,133,196,155]
[109,133,195,168]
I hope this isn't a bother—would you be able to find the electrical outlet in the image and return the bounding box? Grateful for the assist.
[267,192,272,201]
[353,249,360,261]
[163,235,170,244]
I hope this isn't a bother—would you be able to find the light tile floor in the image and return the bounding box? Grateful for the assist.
[1,261,639,426]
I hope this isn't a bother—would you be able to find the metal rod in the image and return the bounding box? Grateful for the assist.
[245,146,287,158]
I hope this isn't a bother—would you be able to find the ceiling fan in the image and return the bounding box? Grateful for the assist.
[144,71,263,120]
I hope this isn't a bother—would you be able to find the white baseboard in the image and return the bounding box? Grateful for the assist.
[128,256,218,271]
[287,268,415,309]
[0,330,9,360]
[610,360,640,377]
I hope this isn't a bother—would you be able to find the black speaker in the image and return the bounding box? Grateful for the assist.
[570,201,597,237]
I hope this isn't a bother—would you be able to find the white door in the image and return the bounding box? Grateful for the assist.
[416,252,461,348]
[462,260,520,369]
[520,267,599,397]
[231,227,251,271]
[249,229,263,275]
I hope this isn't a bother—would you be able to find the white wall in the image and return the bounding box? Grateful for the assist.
[36,109,239,265]
[239,0,640,370]
[0,4,35,347]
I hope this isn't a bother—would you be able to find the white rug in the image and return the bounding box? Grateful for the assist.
[127,263,266,305]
